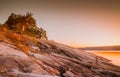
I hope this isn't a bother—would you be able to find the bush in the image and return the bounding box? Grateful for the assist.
[5,13,47,40]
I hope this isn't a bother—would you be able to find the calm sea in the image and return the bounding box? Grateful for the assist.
[87,50,120,66]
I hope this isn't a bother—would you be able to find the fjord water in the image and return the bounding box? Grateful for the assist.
[89,50,120,66]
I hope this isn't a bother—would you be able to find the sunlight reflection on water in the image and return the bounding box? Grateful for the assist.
[87,50,120,66]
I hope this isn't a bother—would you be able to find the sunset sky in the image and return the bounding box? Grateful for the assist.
[0,0,120,47]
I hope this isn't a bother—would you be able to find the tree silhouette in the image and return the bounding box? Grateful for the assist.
[5,12,36,34]
[5,13,47,40]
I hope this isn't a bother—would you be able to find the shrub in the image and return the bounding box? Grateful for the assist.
[5,12,47,39]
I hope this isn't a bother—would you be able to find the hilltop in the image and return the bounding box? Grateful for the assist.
[0,13,120,77]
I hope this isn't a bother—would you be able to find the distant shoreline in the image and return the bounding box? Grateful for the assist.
[79,45,120,51]
[90,51,120,66]
[85,50,120,52]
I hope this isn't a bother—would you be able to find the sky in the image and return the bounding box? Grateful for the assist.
[0,0,120,47]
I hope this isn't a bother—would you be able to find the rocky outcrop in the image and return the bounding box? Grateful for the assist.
[0,40,120,77]
[0,13,120,77]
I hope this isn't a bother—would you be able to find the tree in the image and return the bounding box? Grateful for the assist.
[5,13,48,40]
[5,12,36,34]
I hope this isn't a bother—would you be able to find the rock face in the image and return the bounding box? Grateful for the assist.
[0,40,120,77]
[0,13,120,77]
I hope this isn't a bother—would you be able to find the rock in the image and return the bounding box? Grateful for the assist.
[0,39,120,77]
[7,69,59,77]
[0,13,120,77]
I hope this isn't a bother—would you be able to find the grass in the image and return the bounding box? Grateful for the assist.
[0,26,40,55]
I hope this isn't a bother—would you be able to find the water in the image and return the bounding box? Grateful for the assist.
[88,50,120,66]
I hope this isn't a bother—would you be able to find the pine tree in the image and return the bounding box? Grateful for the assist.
[5,13,48,40]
